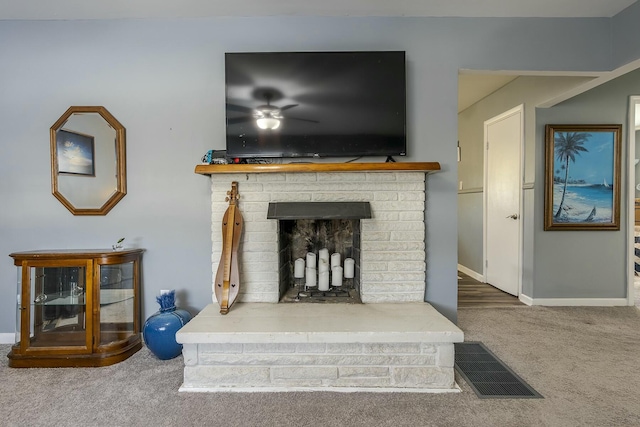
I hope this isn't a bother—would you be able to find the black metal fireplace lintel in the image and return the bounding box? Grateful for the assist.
[267,202,371,220]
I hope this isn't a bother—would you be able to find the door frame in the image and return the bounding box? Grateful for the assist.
[482,104,524,296]
[627,96,640,305]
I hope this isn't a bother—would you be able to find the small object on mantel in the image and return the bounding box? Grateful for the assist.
[214,182,243,314]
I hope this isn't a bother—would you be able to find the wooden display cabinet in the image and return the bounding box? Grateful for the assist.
[8,249,144,368]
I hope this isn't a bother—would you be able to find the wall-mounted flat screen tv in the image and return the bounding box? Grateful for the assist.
[225,51,406,159]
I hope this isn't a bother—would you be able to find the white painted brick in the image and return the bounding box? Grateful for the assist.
[271,378,324,387]
[182,344,198,366]
[366,172,397,182]
[368,211,399,221]
[326,343,363,354]
[388,261,426,272]
[211,173,257,182]
[296,343,327,353]
[200,343,243,354]
[255,173,286,182]
[391,231,426,242]
[338,367,390,378]
[396,172,426,182]
[420,344,438,354]
[260,182,312,193]
[239,282,279,293]
[241,242,278,253]
[238,271,278,283]
[362,283,425,293]
[399,192,425,201]
[318,173,366,182]
[374,192,399,201]
[371,201,425,212]
[210,354,433,366]
[362,343,422,354]
[214,182,264,193]
[237,292,279,303]
[240,232,276,242]
[392,367,454,388]
[224,192,271,202]
[184,366,271,386]
[270,192,313,202]
[362,272,425,282]
[332,377,393,387]
[272,366,338,380]
[362,221,424,232]
[286,173,318,182]
[361,293,424,303]
[243,343,297,353]
[362,251,425,261]
[239,202,270,213]
[312,193,373,202]
[437,343,455,368]
[243,221,277,232]
[399,211,425,221]
[360,261,388,271]
[363,231,391,241]
[369,182,424,192]
[209,169,430,305]
[362,241,425,252]
[241,252,279,263]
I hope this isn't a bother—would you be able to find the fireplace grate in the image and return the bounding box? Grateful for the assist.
[280,284,361,303]
[297,287,352,299]
[454,342,543,399]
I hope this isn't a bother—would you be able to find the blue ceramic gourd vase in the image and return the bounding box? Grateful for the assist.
[143,290,191,360]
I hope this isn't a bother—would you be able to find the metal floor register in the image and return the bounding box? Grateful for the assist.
[454,342,543,399]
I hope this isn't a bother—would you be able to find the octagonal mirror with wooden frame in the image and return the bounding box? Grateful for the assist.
[50,106,126,215]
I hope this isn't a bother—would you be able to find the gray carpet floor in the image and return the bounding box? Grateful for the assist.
[2,305,640,427]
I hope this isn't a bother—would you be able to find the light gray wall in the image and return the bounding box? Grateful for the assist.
[0,15,629,335]
[457,76,594,286]
[534,68,640,298]
[613,1,640,69]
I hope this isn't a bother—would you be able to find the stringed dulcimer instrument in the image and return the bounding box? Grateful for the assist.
[215,182,243,314]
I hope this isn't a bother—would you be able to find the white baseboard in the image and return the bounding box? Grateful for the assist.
[0,333,15,344]
[457,264,484,282]
[519,294,533,306]
[527,298,628,306]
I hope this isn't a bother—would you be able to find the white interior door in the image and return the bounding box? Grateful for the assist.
[484,105,523,296]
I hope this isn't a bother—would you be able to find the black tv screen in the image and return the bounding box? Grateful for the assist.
[225,51,406,159]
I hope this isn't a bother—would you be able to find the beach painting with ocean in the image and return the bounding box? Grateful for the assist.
[544,124,621,231]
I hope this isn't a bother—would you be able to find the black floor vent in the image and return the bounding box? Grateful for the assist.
[454,342,543,399]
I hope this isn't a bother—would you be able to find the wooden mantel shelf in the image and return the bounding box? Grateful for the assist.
[195,162,441,175]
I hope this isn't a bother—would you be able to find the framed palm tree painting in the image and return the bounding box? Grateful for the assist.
[544,124,621,230]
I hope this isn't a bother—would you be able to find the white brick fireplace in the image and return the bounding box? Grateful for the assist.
[210,171,427,303]
[176,164,463,392]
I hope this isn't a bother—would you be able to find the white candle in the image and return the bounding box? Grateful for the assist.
[306,252,316,269]
[332,266,343,287]
[331,252,341,269]
[294,258,305,278]
[318,271,330,291]
[344,258,355,279]
[318,256,329,273]
[319,248,330,264]
[305,267,317,287]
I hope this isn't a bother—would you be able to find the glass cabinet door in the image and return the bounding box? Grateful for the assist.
[26,263,91,351]
[99,261,136,347]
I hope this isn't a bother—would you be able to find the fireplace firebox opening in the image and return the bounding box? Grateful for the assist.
[268,201,371,303]
[277,218,362,303]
